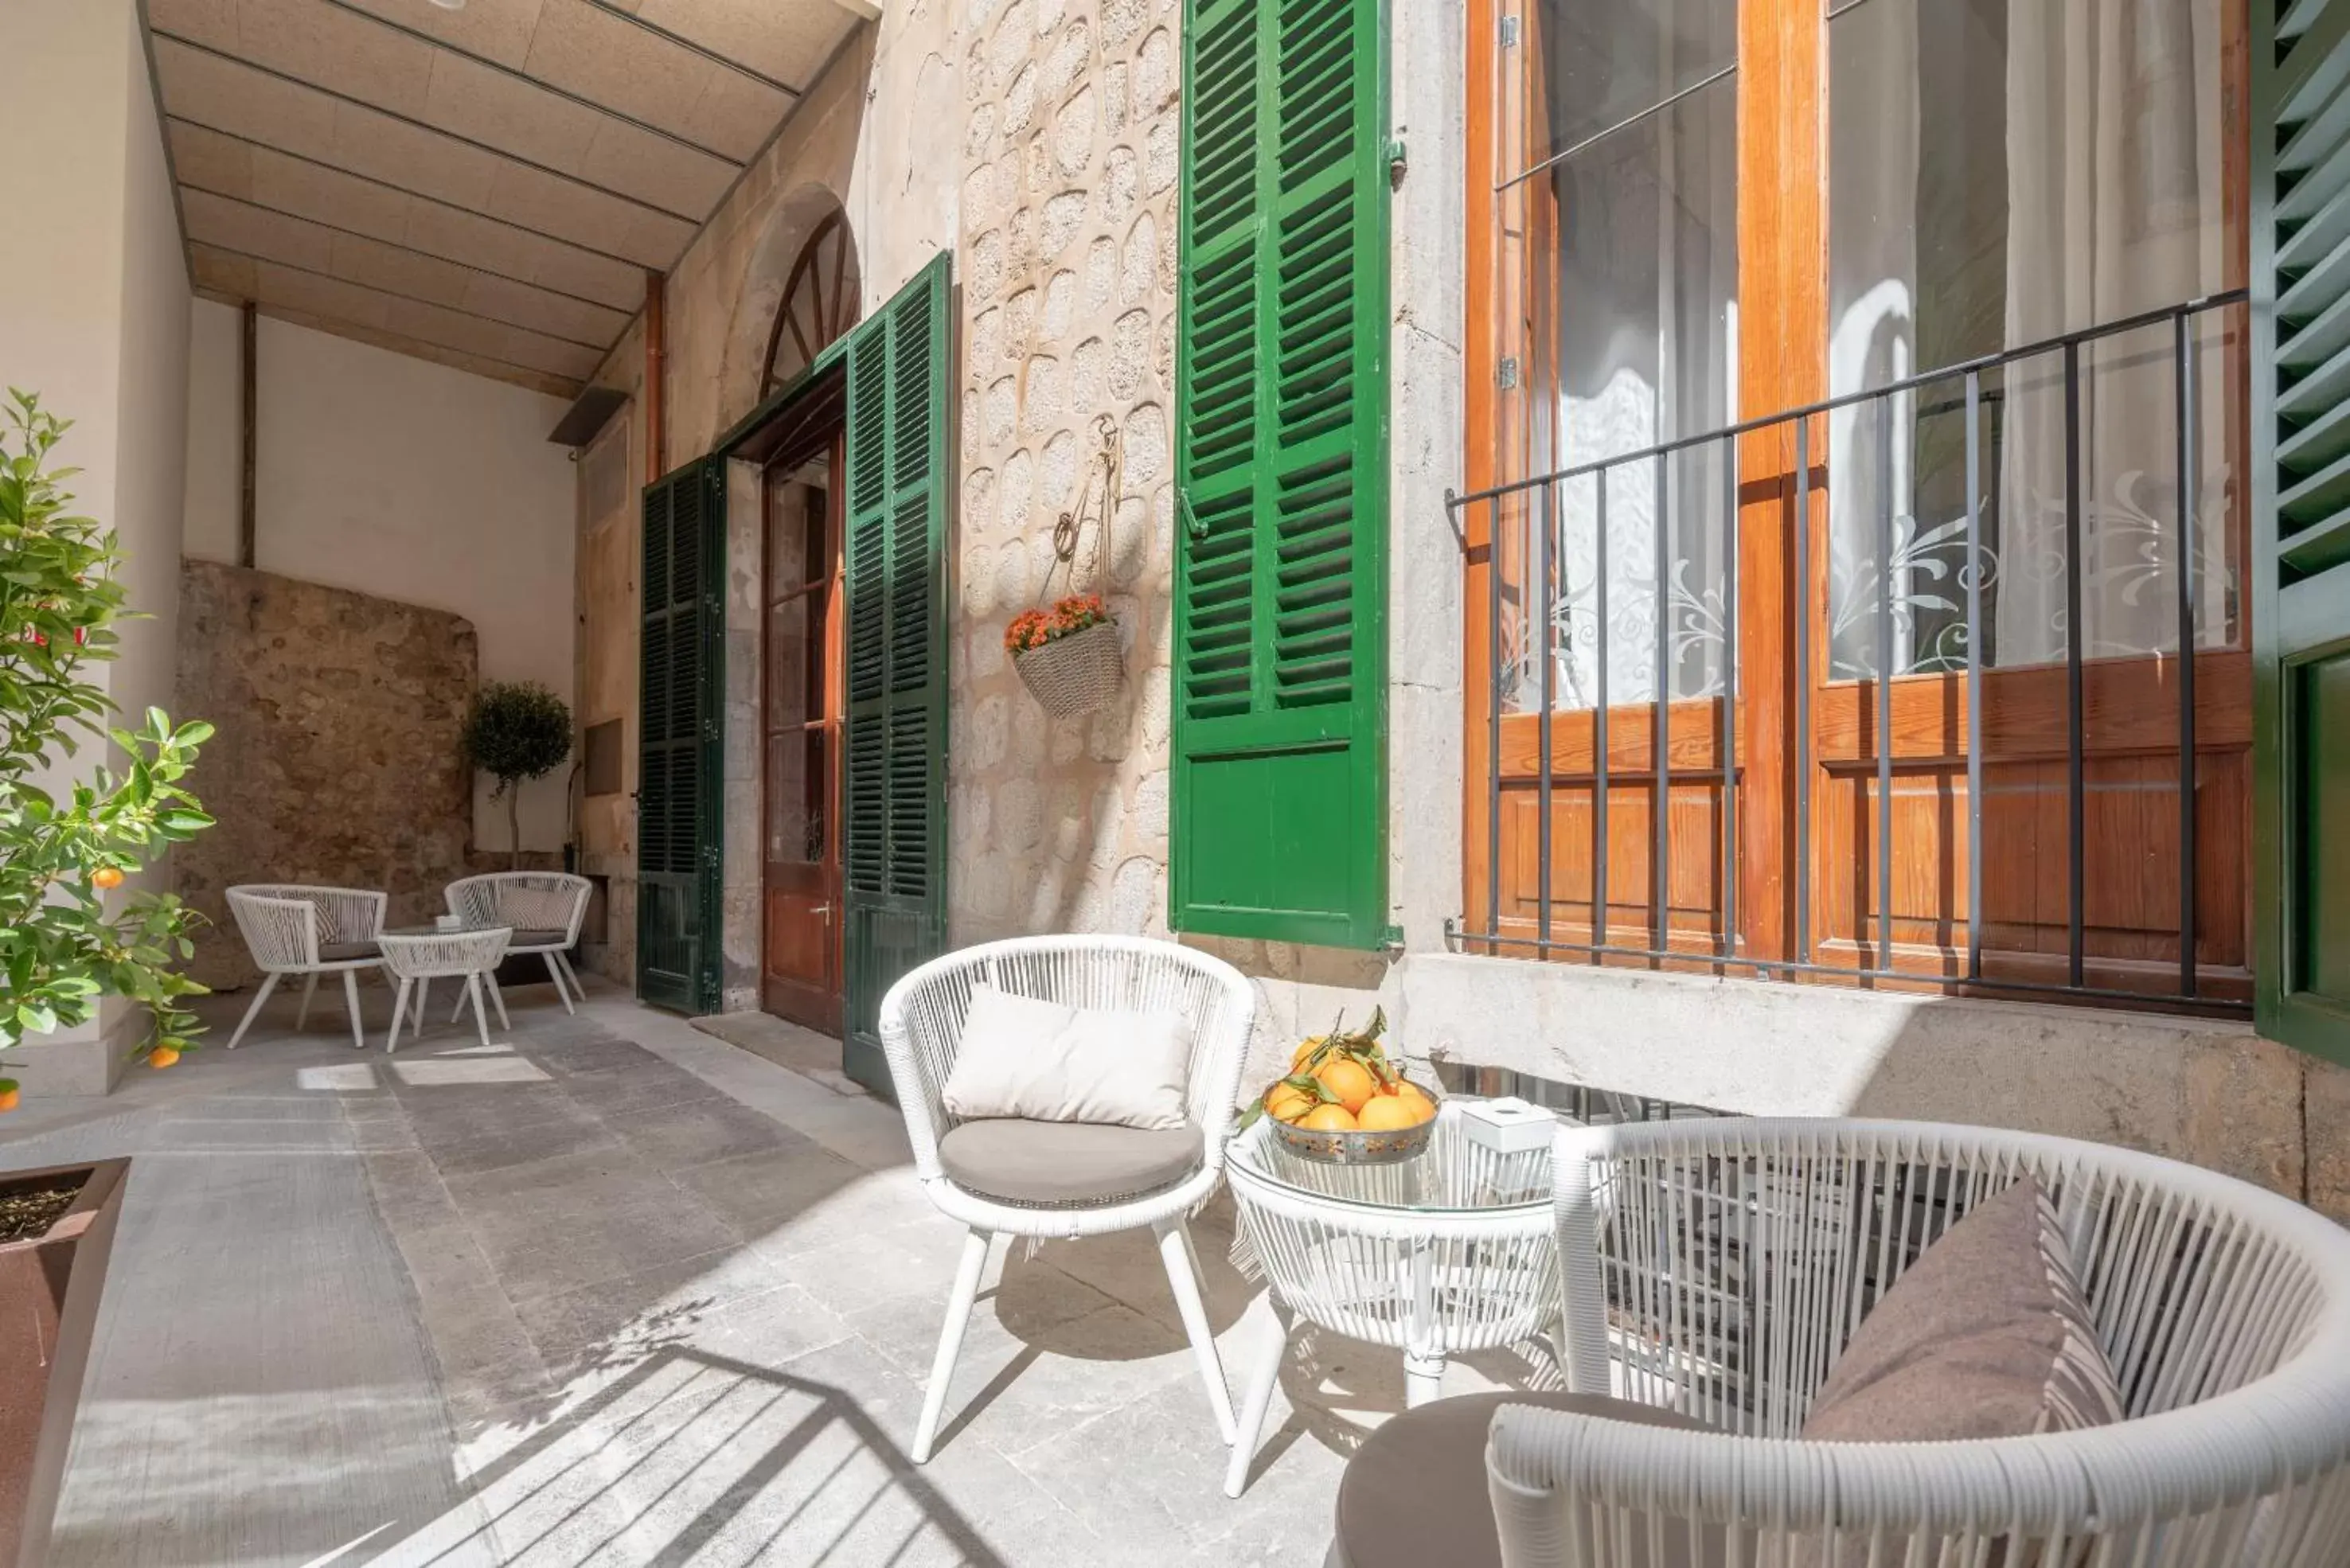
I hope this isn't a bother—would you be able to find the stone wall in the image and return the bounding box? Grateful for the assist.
[173,560,539,989]
[947,0,1182,945]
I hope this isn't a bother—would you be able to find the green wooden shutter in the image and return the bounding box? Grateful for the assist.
[636,456,726,1014]
[1170,0,1389,949]
[2256,0,2350,1061]
[840,254,951,1091]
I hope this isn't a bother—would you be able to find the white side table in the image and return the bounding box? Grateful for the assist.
[378,926,513,1051]
[1221,1101,1563,1496]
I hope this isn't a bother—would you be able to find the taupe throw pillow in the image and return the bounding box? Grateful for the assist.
[1801,1175,2125,1444]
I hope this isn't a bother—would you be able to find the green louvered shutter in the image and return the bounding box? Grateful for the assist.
[840,254,951,1094]
[636,456,725,1013]
[2255,0,2350,1062]
[1170,0,1389,948]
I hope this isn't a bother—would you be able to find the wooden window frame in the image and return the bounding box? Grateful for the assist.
[1462,0,2256,1012]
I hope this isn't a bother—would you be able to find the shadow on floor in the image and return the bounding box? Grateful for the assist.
[356,1349,1011,1567]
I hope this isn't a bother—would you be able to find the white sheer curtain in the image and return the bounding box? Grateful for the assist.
[1996,0,2231,665]
[1825,0,2233,677]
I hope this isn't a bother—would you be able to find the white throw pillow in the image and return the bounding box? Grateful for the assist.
[941,982,1194,1130]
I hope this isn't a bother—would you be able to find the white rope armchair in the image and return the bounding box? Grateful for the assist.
[223,885,388,1050]
[878,935,1257,1463]
[444,872,591,1013]
[1485,1118,2350,1567]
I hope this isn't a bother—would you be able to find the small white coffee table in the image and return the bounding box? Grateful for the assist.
[377,926,513,1051]
[1221,1099,1563,1496]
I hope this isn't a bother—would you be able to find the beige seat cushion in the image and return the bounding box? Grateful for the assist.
[941,983,1194,1130]
[1800,1175,2125,1443]
[318,940,380,962]
[1333,1391,1716,1568]
[503,929,570,949]
[937,1117,1202,1207]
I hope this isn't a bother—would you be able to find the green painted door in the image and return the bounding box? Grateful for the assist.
[839,255,952,1096]
[2255,0,2350,1061]
[1169,0,1390,949]
[636,457,726,1014]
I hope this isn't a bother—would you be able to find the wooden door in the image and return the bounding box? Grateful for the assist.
[760,440,845,1032]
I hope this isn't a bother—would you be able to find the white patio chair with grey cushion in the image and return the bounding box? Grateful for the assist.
[1326,1117,2350,1568]
[223,884,388,1050]
[879,935,1257,1462]
[443,872,591,1014]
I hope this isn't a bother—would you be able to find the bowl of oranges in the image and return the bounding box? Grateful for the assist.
[1240,1008,1440,1164]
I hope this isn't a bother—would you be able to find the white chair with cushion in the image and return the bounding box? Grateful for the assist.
[1326,1117,2350,1568]
[223,884,388,1050]
[878,934,1256,1462]
[443,872,591,1013]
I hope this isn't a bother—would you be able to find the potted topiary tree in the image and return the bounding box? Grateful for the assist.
[0,388,214,1562]
[462,681,572,872]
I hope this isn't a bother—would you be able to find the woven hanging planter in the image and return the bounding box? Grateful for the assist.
[1012,620,1123,716]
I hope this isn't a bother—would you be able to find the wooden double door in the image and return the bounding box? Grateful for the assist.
[761,439,845,1032]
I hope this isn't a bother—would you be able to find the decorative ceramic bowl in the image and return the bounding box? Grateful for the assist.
[1269,1075,1442,1165]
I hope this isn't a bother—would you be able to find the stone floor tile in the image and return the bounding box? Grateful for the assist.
[443,1149,746,1303]
[603,1091,811,1172]
[669,1143,934,1255]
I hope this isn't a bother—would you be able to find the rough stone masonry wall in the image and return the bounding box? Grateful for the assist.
[173,561,548,989]
[947,0,1184,946]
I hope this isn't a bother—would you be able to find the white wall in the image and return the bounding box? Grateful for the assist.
[182,302,579,854]
[0,0,193,1086]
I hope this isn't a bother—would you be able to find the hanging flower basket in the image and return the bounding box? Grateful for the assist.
[1007,596,1122,717]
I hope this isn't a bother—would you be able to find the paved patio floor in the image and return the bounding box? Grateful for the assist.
[0,977,1549,1567]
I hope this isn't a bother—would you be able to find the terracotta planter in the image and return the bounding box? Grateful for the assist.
[0,1159,128,1568]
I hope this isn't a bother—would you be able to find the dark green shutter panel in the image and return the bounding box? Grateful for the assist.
[2256,0,2350,1061]
[841,253,951,1091]
[1170,0,1389,948]
[636,456,726,1014]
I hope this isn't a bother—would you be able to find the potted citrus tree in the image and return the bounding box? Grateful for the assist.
[461,680,572,872]
[0,388,214,1562]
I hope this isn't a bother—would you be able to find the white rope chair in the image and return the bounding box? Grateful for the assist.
[223,885,388,1050]
[444,872,591,1014]
[878,934,1257,1463]
[1483,1118,2350,1567]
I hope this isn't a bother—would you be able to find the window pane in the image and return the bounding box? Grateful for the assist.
[767,595,820,729]
[1509,0,1738,179]
[765,731,826,865]
[1495,73,1739,712]
[1825,0,2240,677]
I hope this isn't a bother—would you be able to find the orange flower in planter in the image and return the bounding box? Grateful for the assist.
[1003,596,1113,656]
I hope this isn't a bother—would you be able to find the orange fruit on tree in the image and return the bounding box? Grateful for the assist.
[1313,1055,1379,1114]
[1263,1082,1316,1124]
[90,866,124,891]
[1297,1102,1358,1133]
[148,1047,180,1070]
[0,1090,18,1114]
[1356,1094,1429,1132]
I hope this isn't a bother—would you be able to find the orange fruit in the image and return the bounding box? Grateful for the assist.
[90,867,124,891]
[1356,1094,1428,1132]
[1384,1083,1437,1123]
[1263,1082,1316,1124]
[1297,1103,1358,1133]
[1313,1055,1379,1114]
[148,1047,180,1070]
[0,1090,19,1114]
[1290,1036,1328,1070]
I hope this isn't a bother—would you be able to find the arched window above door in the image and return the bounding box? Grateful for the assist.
[763,209,861,396]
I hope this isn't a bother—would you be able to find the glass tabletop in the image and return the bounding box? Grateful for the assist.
[1227,1100,1563,1215]
[381,920,512,938]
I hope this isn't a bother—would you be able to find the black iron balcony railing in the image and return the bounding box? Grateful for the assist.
[1448,289,2253,1015]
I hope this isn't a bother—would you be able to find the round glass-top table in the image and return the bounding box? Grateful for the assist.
[1220,1098,1565,1496]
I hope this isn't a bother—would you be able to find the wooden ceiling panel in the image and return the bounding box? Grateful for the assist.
[148,0,862,395]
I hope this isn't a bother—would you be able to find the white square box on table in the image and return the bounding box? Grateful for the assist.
[435,914,463,933]
[1458,1096,1559,1155]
